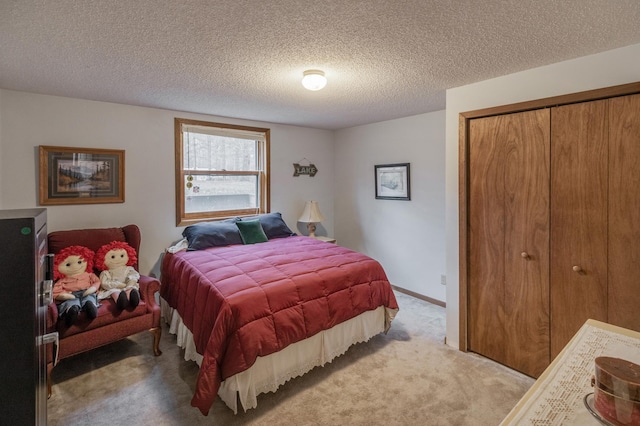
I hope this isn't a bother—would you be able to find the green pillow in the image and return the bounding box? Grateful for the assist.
[236,219,268,244]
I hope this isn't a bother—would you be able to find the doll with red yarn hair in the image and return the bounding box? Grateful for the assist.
[53,245,101,326]
[95,241,141,310]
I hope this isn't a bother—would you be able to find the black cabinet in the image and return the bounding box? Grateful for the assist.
[0,208,52,425]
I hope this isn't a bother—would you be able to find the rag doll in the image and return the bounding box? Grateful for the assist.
[53,245,101,327]
[95,241,141,310]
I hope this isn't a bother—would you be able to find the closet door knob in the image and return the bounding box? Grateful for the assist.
[521,252,529,259]
[572,265,582,273]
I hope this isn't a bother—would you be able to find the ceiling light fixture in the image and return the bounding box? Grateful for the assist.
[301,70,327,91]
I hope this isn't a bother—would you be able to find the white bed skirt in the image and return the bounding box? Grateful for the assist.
[160,297,396,414]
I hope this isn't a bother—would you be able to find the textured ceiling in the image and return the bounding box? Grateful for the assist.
[2,1,640,130]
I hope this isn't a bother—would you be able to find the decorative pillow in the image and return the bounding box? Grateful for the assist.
[236,220,268,244]
[182,219,242,251]
[239,212,296,239]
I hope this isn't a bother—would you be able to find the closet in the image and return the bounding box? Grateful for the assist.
[549,99,609,357]
[468,109,550,378]
[462,87,640,378]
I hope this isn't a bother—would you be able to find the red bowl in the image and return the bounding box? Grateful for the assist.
[594,357,640,425]
[593,386,640,425]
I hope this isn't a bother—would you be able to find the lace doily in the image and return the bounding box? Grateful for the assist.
[502,320,640,425]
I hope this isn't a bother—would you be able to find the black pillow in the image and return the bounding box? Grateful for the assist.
[182,218,243,250]
[239,212,296,239]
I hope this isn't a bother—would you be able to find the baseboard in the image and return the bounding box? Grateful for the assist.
[391,285,446,308]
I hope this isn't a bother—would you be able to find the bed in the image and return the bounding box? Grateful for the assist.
[160,213,399,416]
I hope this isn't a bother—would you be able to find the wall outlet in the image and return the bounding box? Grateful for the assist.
[440,274,446,286]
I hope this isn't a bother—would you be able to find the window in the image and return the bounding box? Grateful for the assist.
[175,118,270,226]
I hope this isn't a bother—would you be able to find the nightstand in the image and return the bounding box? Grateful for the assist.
[312,236,337,244]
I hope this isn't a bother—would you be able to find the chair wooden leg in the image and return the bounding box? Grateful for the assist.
[150,327,162,356]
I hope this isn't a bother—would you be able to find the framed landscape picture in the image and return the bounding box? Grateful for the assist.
[39,145,125,205]
[375,163,410,201]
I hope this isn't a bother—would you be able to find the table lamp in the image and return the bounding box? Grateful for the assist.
[298,201,325,238]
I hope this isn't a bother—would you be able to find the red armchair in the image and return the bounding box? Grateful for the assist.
[46,224,161,396]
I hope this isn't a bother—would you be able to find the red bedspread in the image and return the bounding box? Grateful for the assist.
[160,236,398,415]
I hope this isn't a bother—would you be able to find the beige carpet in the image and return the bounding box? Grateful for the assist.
[47,291,534,425]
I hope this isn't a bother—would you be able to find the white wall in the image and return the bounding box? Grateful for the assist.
[445,43,640,349]
[334,111,446,302]
[0,90,335,275]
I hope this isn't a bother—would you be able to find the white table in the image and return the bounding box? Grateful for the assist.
[501,319,640,425]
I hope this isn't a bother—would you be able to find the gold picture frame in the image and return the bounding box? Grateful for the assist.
[39,145,125,205]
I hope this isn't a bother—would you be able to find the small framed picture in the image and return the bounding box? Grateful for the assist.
[375,163,410,201]
[39,145,125,205]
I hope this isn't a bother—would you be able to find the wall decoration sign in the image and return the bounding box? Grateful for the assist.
[375,163,411,200]
[39,145,125,205]
[293,159,318,177]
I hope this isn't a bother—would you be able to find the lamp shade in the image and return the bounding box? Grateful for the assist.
[298,201,325,223]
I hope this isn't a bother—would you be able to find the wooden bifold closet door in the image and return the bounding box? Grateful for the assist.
[468,109,551,378]
[608,93,640,333]
[550,99,609,358]
[550,94,640,357]
[466,91,640,377]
